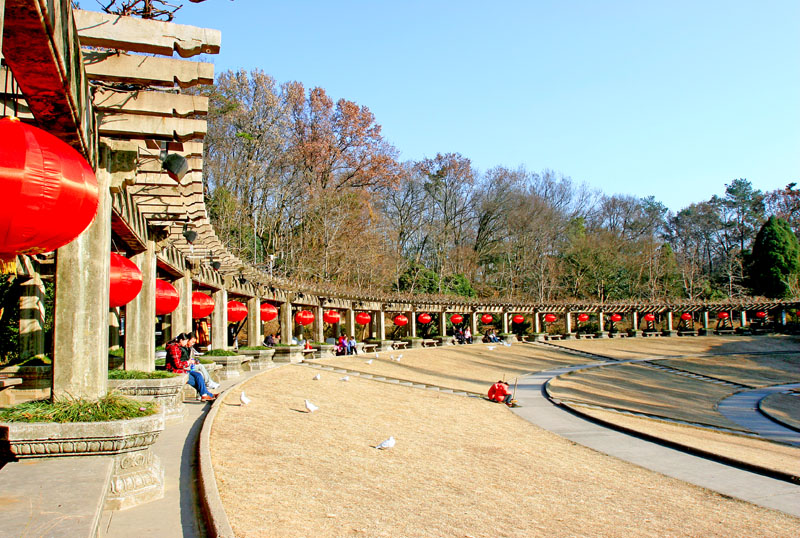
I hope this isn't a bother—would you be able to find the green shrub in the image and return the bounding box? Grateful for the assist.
[0,393,157,423]
[239,345,268,350]
[108,370,176,379]
[204,348,238,356]
[108,348,125,357]
[154,358,165,367]
[198,357,214,364]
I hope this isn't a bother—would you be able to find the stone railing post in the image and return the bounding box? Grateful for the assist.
[210,288,228,350]
[125,238,157,371]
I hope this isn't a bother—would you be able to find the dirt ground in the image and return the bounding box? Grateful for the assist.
[211,365,798,538]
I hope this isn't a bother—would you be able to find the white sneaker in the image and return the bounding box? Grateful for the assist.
[208,381,220,390]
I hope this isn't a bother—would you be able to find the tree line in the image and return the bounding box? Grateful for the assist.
[200,69,800,301]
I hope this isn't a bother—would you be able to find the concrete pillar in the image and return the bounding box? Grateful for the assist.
[740,311,747,328]
[280,301,292,344]
[314,305,324,343]
[171,272,192,339]
[470,312,478,337]
[534,312,540,334]
[439,311,447,337]
[210,288,228,350]
[409,311,416,337]
[125,240,156,371]
[781,310,786,326]
[632,312,639,331]
[377,311,386,341]
[52,147,112,401]
[0,0,5,53]
[702,311,710,329]
[109,307,121,350]
[502,312,509,334]
[598,311,605,332]
[19,273,46,360]
[346,308,355,338]
[247,296,261,346]
[667,312,673,331]
[565,311,572,334]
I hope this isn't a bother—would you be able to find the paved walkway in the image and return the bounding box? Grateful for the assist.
[718,383,800,446]
[511,368,800,517]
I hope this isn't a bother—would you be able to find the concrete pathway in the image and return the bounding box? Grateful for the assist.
[718,383,800,446]
[511,369,800,517]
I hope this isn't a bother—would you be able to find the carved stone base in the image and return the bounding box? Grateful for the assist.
[210,356,243,379]
[106,449,164,510]
[108,375,187,424]
[378,340,395,352]
[238,349,275,370]
[272,345,303,363]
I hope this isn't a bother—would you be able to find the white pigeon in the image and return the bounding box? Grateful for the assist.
[239,391,251,406]
[312,374,321,380]
[374,352,379,359]
[375,436,396,450]
[390,354,395,360]
[304,399,319,413]
[487,346,496,351]
[365,359,373,365]
[340,375,350,382]
[397,354,403,360]
[503,341,512,347]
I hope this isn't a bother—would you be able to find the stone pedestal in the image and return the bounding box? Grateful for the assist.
[209,355,242,379]
[662,330,677,337]
[238,349,275,369]
[532,333,547,342]
[596,331,609,339]
[563,332,577,340]
[378,340,394,352]
[313,344,335,359]
[501,334,516,344]
[436,336,454,346]
[108,375,187,424]
[402,338,423,348]
[272,345,303,363]
[628,330,643,338]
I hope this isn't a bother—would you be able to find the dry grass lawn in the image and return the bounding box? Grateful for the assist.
[760,392,800,431]
[654,354,800,387]
[211,365,798,538]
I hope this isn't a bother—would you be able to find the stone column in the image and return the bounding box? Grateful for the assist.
[664,311,676,336]
[109,307,121,350]
[597,311,608,338]
[534,312,541,334]
[280,301,293,345]
[19,273,46,360]
[52,146,112,401]
[502,312,509,334]
[408,311,416,338]
[781,310,787,326]
[439,311,447,337]
[125,239,156,371]
[346,308,355,338]
[247,296,261,346]
[632,312,639,331]
[314,305,324,343]
[740,311,747,328]
[565,311,572,336]
[210,288,228,350]
[699,310,710,335]
[171,271,192,339]
[377,311,386,341]
[470,312,478,338]
[0,0,5,53]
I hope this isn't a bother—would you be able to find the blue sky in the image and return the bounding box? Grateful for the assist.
[172,0,799,211]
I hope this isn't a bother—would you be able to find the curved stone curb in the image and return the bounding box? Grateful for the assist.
[717,383,800,446]
[197,365,288,538]
[758,391,800,433]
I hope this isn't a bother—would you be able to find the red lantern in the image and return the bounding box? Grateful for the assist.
[755,311,767,319]
[680,313,692,321]
[109,252,142,308]
[450,314,464,324]
[355,312,371,325]
[394,314,408,326]
[0,117,99,259]
[323,310,341,324]
[480,314,493,324]
[295,310,314,326]
[512,315,525,324]
[577,313,589,322]
[155,279,179,315]
[261,303,278,322]
[717,311,729,320]
[643,313,655,322]
[191,292,215,319]
[610,314,622,323]
[543,313,557,323]
[418,313,432,324]
[227,300,248,323]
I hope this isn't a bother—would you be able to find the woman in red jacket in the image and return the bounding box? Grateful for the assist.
[488,380,513,406]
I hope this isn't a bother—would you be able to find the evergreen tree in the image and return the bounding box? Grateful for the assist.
[747,216,800,297]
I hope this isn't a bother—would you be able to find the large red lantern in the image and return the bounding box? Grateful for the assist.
[418,313,432,324]
[680,313,692,321]
[577,313,589,322]
[295,310,314,326]
[543,314,557,323]
[755,311,767,319]
[394,314,408,326]
[355,312,371,325]
[512,315,525,324]
[610,313,622,323]
[0,117,99,259]
[109,252,142,308]
[643,313,655,322]
[155,279,179,315]
[192,292,215,319]
[480,314,493,324]
[323,310,341,324]
[261,303,278,322]
[227,300,248,323]
[450,314,464,324]
[717,311,729,320]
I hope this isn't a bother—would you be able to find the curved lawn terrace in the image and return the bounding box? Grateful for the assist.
[210,343,799,538]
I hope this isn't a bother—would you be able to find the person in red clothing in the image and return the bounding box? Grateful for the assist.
[488,380,513,406]
[166,333,215,401]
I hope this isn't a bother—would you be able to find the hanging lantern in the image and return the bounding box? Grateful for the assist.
[355,312,371,325]
[394,314,408,326]
[323,310,341,324]
[227,300,248,323]
[450,314,464,324]
[543,314,557,323]
[261,303,278,322]
[643,313,655,322]
[191,292,215,319]
[0,117,99,260]
[480,314,493,324]
[680,313,692,321]
[295,310,314,326]
[109,252,143,308]
[610,314,622,323]
[717,311,729,320]
[512,314,525,324]
[418,313,432,324]
[755,311,767,319]
[155,279,180,315]
[577,313,589,322]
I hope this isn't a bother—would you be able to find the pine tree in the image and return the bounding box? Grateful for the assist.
[747,216,800,297]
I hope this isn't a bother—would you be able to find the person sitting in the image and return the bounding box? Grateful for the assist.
[186,332,219,391]
[489,329,501,343]
[265,334,275,347]
[483,331,492,343]
[464,327,473,344]
[166,333,216,401]
[455,329,465,344]
[487,380,513,406]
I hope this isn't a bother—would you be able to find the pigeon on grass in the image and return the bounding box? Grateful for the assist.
[487,346,496,351]
[239,391,251,406]
[365,359,373,365]
[312,374,321,380]
[340,376,350,382]
[304,399,319,413]
[375,436,396,450]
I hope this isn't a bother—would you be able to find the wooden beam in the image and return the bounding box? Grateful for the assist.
[94,89,208,117]
[98,112,206,141]
[74,9,220,58]
[83,51,214,88]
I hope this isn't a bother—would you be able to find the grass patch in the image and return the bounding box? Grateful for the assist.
[205,349,238,356]
[0,393,157,423]
[108,370,176,380]
[108,348,125,357]
[239,346,269,350]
